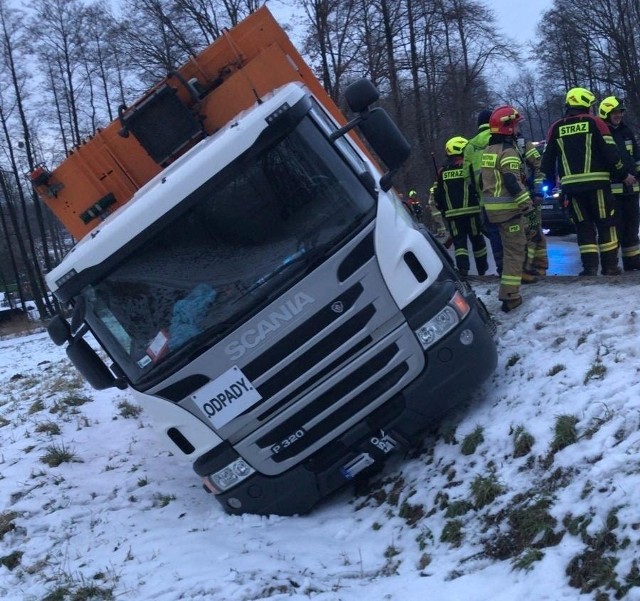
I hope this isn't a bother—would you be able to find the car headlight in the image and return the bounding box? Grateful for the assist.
[414,291,470,350]
[206,458,255,493]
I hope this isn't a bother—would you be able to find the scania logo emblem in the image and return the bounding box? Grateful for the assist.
[331,301,344,314]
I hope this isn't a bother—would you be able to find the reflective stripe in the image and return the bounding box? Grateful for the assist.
[611,183,640,193]
[561,172,610,185]
[445,207,481,218]
[514,190,530,206]
[597,188,606,218]
[501,274,521,286]
[483,196,517,211]
[501,157,521,169]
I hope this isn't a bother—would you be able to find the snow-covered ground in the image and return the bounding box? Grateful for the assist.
[1,276,639,601]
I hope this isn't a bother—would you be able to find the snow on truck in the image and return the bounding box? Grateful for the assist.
[33,6,497,515]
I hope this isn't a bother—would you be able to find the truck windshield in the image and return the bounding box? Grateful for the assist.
[81,116,376,384]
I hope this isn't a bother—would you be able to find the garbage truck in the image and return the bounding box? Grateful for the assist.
[33,6,497,515]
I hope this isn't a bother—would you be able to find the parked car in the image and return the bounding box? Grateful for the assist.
[540,185,575,235]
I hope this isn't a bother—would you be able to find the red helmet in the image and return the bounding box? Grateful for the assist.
[489,105,524,135]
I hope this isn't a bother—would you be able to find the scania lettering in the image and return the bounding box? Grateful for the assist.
[35,7,497,515]
[224,292,315,360]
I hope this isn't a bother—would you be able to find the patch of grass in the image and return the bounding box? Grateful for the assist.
[372,522,382,531]
[417,553,431,570]
[152,493,176,508]
[506,353,520,368]
[415,527,433,551]
[445,500,474,518]
[35,421,61,436]
[0,416,9,428]
[547,364,566,376]
[512,426,535,458]
[440,519,463,547]
[565,509,629,597]
[551,414,579,453]
[384,544,400,558]
[576,330,591,347]
[460,425,484,456]
[470,472,504,509]
[566,551,619,594]
[584,361,607,385]
[137,477,148,487]
[399,501,425,526]
[42,584,114,601]
[48,371,84,394]
[0,550,23,570]
[49,393,92,414]
[28,399,45,414]
[512,548,544,571]
[62,393,92,407]
[42,586,72,601]
[117,400,142,419]
[40,443,81,467]
[0,511,19,540]
[485,498,563,560]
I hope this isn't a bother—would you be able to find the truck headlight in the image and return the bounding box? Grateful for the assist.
[414,291,470,350]
[206,458,255,493]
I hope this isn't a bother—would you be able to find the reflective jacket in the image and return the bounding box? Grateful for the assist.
[481,136,532,223]
[517,138,544,195]
[463,124,491,199]
[435,156,481,219]
[607,121,640,194]
[541,109,627,193]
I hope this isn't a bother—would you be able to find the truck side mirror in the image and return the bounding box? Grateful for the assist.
[344,79,380,113]
[47,315,72,346]
[357,108,411,173]
[66,337,125,390]
[331,79,411,192]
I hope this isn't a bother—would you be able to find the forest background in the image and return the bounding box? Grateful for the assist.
[0,0,638,320]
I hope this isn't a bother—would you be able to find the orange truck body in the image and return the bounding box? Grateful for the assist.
[31,7,348,241]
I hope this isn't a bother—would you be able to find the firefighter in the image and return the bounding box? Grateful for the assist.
[435,136,488,277]
[426,183,448,237]
[407,189,424,222]
[516,134,549,276]
[481,106,534,312]
[541,87,634,276]
[598,96,640,271]
[464,109,503,274]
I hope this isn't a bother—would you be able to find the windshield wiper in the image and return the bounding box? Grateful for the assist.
[245,246,318,294]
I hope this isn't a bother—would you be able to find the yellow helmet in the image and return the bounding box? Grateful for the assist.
[598,95,625,119]
[445,136,468,156]
[565,87,596,108]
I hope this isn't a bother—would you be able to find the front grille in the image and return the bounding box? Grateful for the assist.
[257,342,400,451]
[268,362,409,462]
[255,303,375,404]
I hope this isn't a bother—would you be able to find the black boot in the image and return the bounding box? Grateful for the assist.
[601,266,622,276]
[623,256,640,271]
[501,297,523,313]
